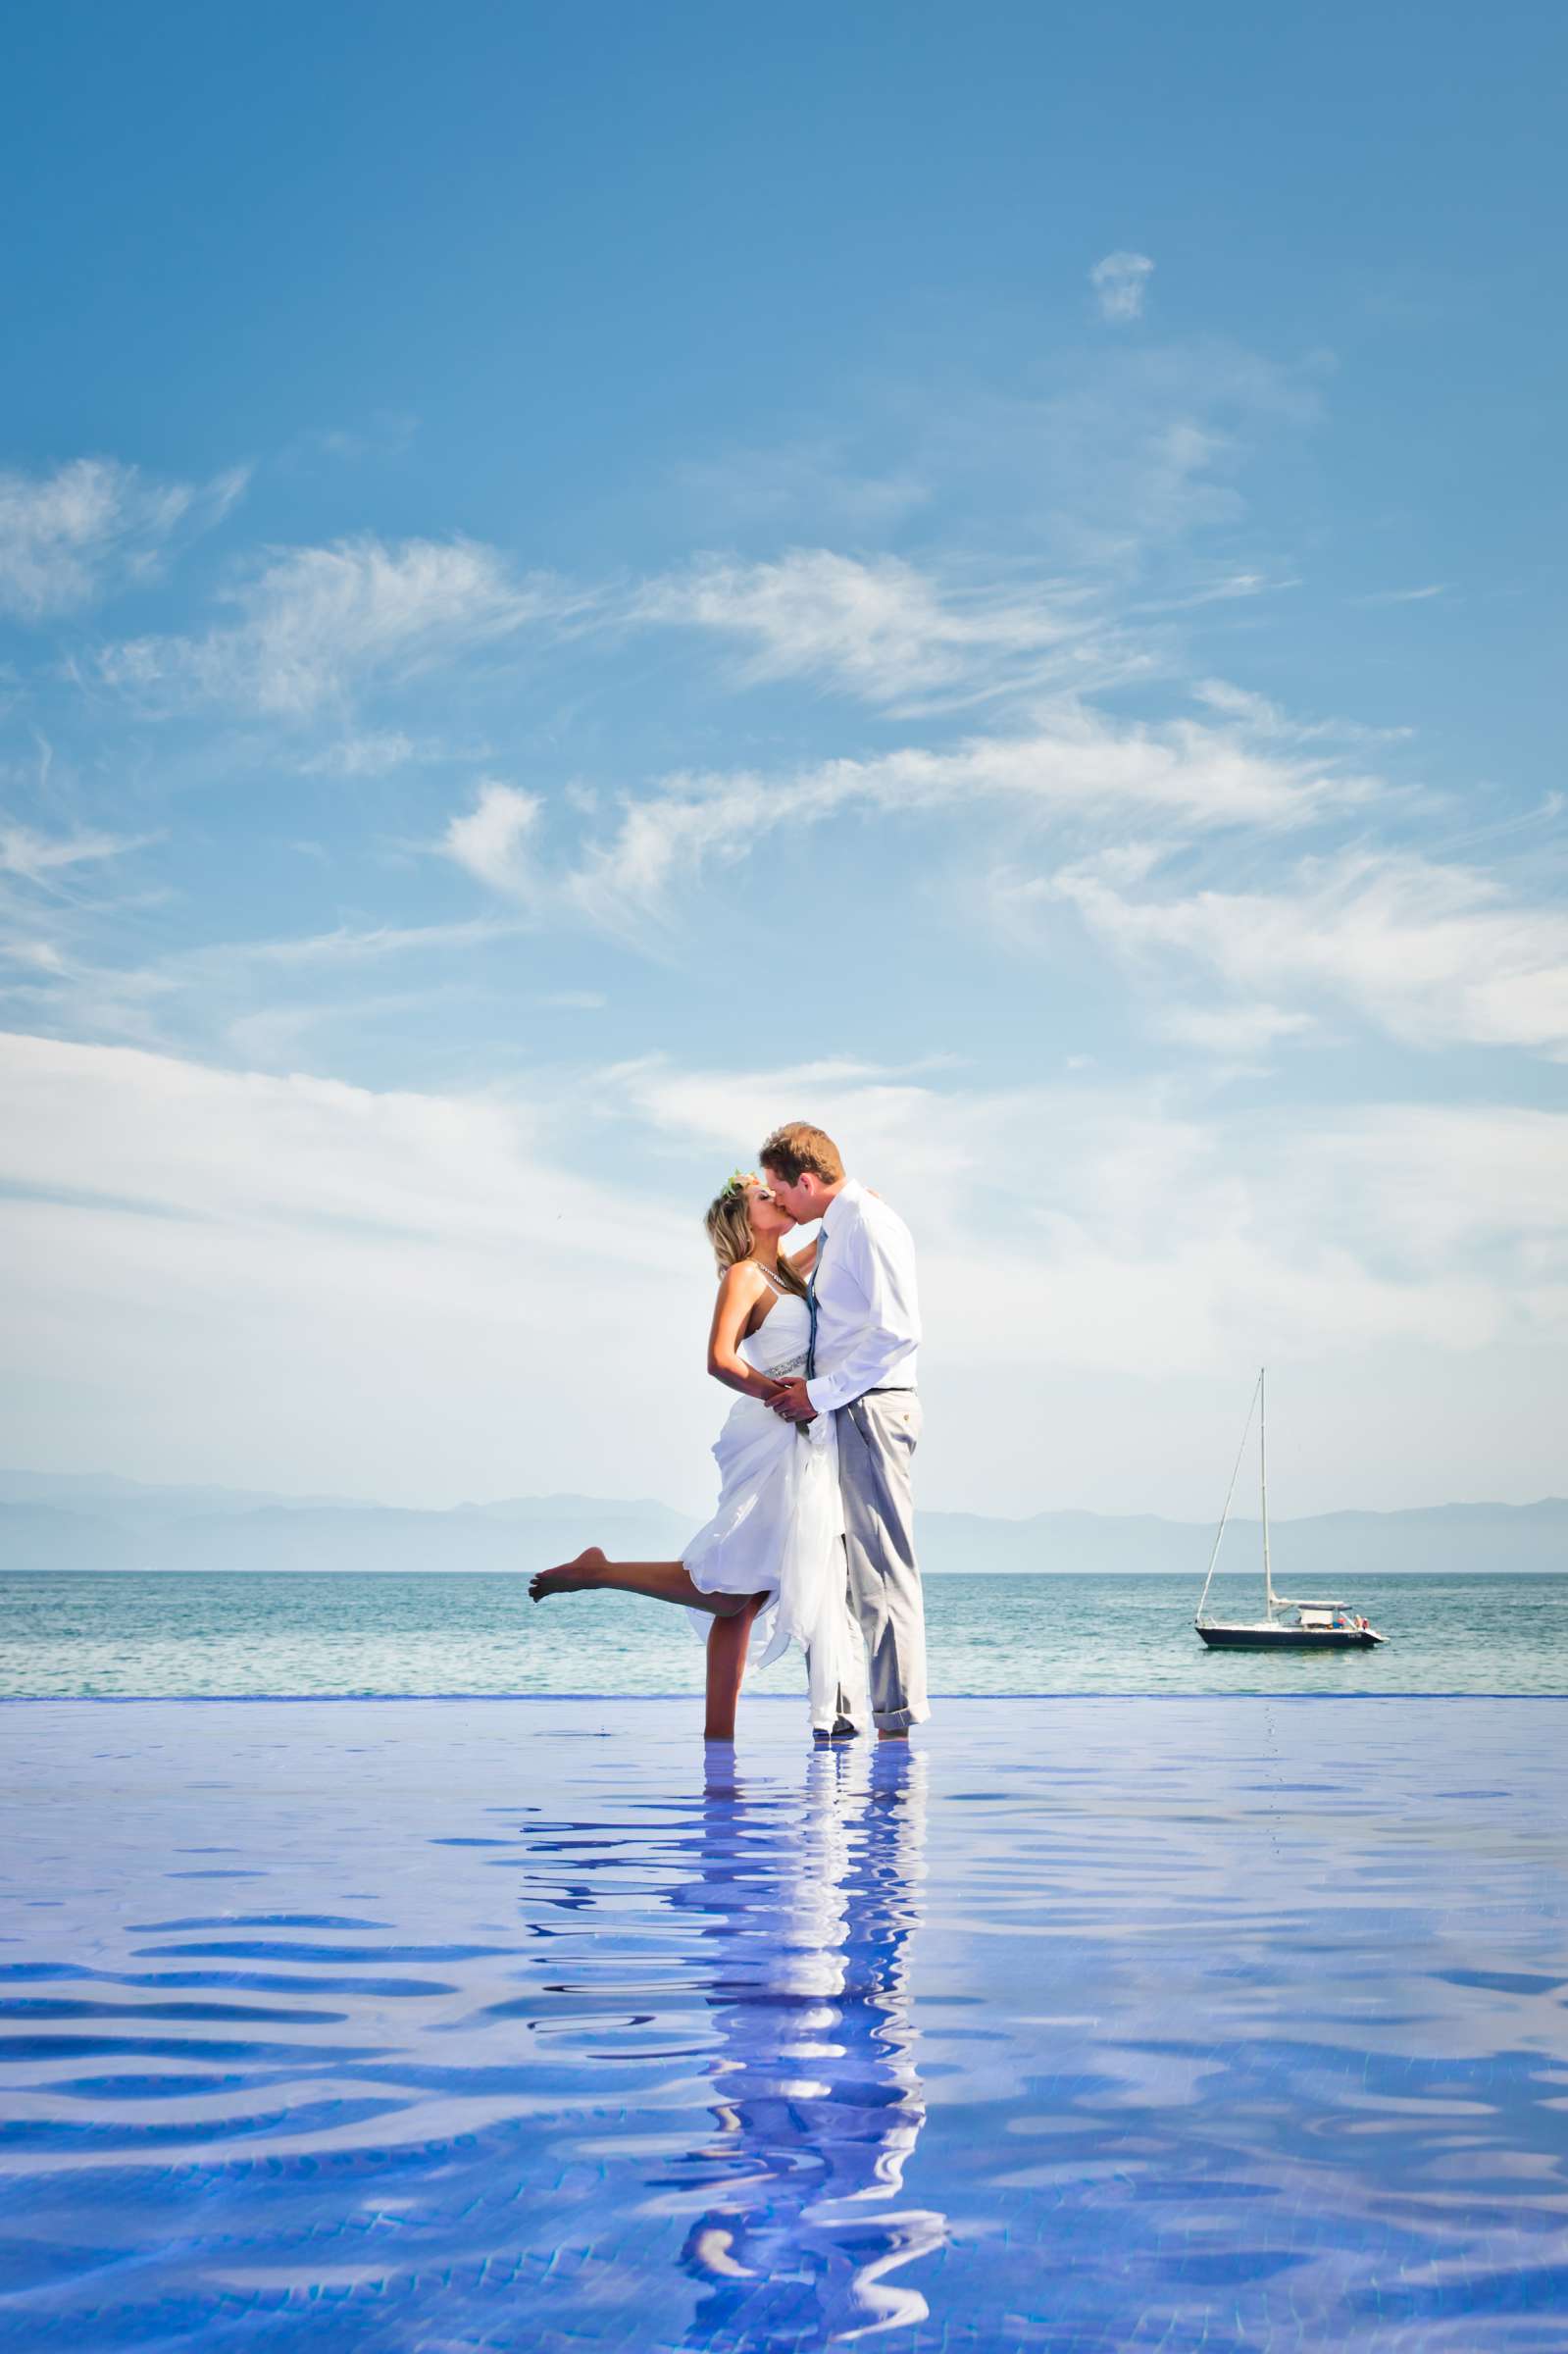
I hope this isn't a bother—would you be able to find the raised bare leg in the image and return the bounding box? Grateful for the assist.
[703,1594,766,1741]
[529,1548,754,1617]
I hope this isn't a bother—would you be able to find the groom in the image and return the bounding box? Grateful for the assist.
[758,1121,929,1739]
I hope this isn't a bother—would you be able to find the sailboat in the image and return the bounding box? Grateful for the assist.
[1194,1369,1388,1651]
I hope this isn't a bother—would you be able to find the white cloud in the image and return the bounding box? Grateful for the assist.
[285,411,420,466]
[1041,846,1568,1053]
[95,536,576,719]
[1191,677,1412,748]
[1089,251,1155,324]
[546,707,1377,938]
[1141,572,1280,610]
[4,1031,1563,1515]
[1352,584,1448,607]
[634,548,1119,711]
[0,941,175,1044]
[1191,678,1301,733]
[294,730,496,778]
[944,337,1326,567]
[0,910,529,1069]
[295,732,421,776]
[670,441,930,531]
[1153,1002,1317,1056]
[565,773,780,935]
[0,1029,706,1506]
[221,991,435,1070]
[0,820,147,883]
[0,940,65,972]
[440,780,544,904]
[607,1050,1568,1376]
[238,915,525,967]
[0,457,248,619]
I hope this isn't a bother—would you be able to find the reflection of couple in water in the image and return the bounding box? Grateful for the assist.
[530,1121,940,2333]
[666,1740,944,2346]
[532,1121,929,1745]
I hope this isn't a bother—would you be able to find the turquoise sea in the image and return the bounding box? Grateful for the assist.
[3,1569,1564,1698]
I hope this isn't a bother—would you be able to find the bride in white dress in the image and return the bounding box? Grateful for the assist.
[530,1175,868,1741]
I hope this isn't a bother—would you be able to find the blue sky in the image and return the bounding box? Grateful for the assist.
[2,1,1564,1518]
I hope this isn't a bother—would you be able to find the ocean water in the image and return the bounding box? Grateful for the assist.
[2,1695,1564,2351]
[1,1570,1564,1700]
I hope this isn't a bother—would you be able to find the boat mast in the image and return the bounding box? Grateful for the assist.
[1260,1365,1276,1617]
[1195,1369,1262,1624]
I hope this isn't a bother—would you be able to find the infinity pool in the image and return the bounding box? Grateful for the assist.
[1,1699,1564,2350]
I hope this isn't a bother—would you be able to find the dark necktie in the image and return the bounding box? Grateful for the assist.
[805,1229,828,1381]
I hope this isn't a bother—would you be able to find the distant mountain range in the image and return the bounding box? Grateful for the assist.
[1,1470,1563,1577]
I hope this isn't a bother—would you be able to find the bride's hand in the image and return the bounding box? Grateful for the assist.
[769,1377,817,1424]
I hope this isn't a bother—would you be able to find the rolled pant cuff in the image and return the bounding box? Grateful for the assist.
[873,1700,931,1732]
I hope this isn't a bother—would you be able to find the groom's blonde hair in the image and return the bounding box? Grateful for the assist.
[758,1122,843,1186]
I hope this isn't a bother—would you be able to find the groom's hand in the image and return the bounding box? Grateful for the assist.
[770,1377,817,1423]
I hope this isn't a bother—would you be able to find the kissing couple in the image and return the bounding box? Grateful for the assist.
[531,1120,929,1744]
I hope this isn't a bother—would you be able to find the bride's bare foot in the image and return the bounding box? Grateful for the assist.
[529,1546,607,1602]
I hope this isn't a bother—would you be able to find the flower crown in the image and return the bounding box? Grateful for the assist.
[721,1167,757,1201]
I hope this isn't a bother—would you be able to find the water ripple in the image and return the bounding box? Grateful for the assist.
[0,1696,1564,2351]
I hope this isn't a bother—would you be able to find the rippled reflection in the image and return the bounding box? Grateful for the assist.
[2,1698,1565,2352]
[667,1745,941,2344]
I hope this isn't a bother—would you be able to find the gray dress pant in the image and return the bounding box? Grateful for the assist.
[833,1389,930,1731]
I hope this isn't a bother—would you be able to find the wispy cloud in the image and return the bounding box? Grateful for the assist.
[1352,584,1448,607]
[0,1031,708,1506]
[0,456,248,619]
[6,1027,1563,1510]
[670,440,930,532]
[439,780,544,905]
[633,548,1120,712]
[1139,571,1284,611]
[0,1026,692,1292]
[1089,251,1155,323]
[607,1049,1568,1373]
[93,536,580,719]
[934,337,1328,569]
[0,938,175,1044]
[0,819,148,884]
[570,713,1376,935]
[1153,1001,1318,1056]
[281,411,420,468]
[294,732,420,777]
[1191,676,1413,747]
[436,697,1382,945]
[236,915,524,967]
[1037,845,1568,1055]
[222,991,438,1070]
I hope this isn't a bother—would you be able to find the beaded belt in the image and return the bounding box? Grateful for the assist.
[765,1350,809,1377]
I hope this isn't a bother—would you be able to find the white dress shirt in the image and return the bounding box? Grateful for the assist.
[803,1179,921,1414]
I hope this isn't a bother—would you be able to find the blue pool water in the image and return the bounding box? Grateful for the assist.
[1,1698,1565,2350]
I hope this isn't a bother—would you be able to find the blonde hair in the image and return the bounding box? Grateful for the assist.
[758,1120,843,1186]
[703,1181,809,1299]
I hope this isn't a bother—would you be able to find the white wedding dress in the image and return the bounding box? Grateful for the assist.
[683,1274,869,1734]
